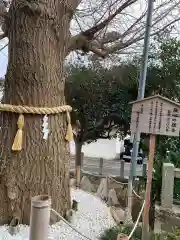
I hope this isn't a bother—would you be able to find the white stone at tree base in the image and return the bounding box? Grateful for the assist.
[107,189,119,206]
[80,176,94,192]
[0,188,115,240]
[116,208,125,223]
[69,178,76,188]
[96,178,108,201]
[110,207,125,224]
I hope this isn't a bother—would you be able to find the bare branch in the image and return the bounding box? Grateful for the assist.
[67,0,180,59]
[101,17,180,56]
[82,0,137,39]
[68,0,138,53]
[120,10,147,39]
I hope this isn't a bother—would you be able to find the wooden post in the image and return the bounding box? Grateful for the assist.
[81,152,84,166]
[120,160,125,178]
[99,158,104,175]
[76,152,84,187]
[142,134,156,240]
[76,166,81,187]
[105,176,109,202]
[29,195,51,240]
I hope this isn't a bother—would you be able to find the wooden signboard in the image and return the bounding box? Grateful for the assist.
[130,95,180,239]
[130,95,180,137]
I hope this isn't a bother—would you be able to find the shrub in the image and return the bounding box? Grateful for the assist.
[100,225,180,240]
[100,225,141,240]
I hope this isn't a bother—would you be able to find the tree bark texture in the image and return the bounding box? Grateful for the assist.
[0,1,72,224]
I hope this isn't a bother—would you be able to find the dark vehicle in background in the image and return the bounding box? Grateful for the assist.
[120,137,145,164]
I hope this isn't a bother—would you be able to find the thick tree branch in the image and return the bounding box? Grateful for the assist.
[0,0,6,13]
[80,115,122,142]
[68,33,85,52]
[68,0,137,53]
[0,0,7,27]
[0,1,9,39]
[88,45,106,58]
[83,123,118,142]
[68,0,180,58]
[0,11,6,17]
[65,0,82,11]
[14,1,50,16]
[0,32,6,40]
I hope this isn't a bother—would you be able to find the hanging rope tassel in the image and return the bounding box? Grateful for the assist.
[12,114,24,151]
[65,111,73,142]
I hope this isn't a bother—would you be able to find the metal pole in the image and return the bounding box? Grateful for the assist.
[127,0,154,222]
[29,195,51,240]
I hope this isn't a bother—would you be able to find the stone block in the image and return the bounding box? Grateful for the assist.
[161,163,174,209]
[80,176,94,192]
[107,188,119,206]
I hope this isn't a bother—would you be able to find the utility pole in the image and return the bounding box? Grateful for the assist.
[126,0,154,224]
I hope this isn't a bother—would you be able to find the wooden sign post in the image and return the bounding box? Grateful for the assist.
[142,134,156,239]
[130,95,180,240]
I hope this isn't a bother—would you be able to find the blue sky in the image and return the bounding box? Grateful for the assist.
[0,50,8,78]
[0,38,8,79]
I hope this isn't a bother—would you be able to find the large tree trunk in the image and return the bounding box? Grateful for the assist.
[0,2,72,224]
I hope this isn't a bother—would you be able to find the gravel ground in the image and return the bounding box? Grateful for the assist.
[0,188,115,240]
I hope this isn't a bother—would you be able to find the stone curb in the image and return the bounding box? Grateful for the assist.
[110,207,122,224]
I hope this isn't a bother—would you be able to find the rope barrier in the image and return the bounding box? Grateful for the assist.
[108,175,145,239]
[0,103,73,151]
[108,176,128,185]
[69,169,145,239]
[128,200,145,239]
[52,199,145,240]
[132,188,142,200]
[51,208,92,240]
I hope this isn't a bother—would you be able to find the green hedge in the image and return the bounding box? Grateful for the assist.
[174,178,180,201]
[100,225,180,240]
